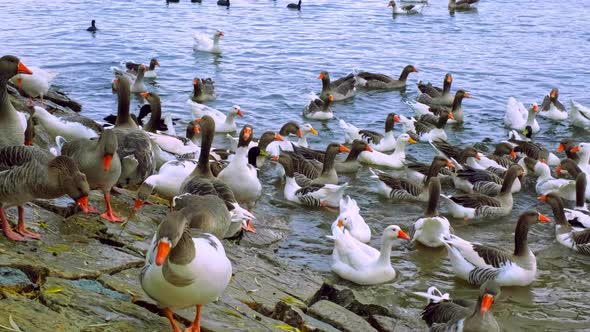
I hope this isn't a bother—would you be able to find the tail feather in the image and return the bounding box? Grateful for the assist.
[413,286,451,304]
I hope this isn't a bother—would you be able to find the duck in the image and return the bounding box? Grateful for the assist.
[126,58,159,79]
[388,0,423,14]
[291,139,373,174]
[286,143,350,186]
[414,90,471,124]
[448,0,479,11]
[139,92,167,133]
[358,133,416,169]
[303,94,334,120]
[355,65,417,91]
[188,101,243,133]
[266,122,318,156]
[193,31,224,54]
[371,156,453,202]
[112,66,147,94]
[407,110,454,142]
[217,0,230,7]
[0,149,90,241]
[539,88,568,121]
[10,65,55,104]
[140,210,232,332]
[416,281,500,332]
[538,193,590,255]
[416,73,454,107]
[504,97,540,132]
[409,177,452,247]
[339,113,400,151]
[191,78,216,103]
[318,71,356,102]
[510,126,561,165]
[287,0,301,10]
[570,100,590,130]
[328,223,410,285]
[59,130,122,223]
[86,20,97,32]
[533,160,576,200]
[441,164,523,220]
[333,196,370,243]
[111,76,156,186]
[0,55,31,147]
[32,106,101,141]
[275,154,348,208]
[443,211,550,286]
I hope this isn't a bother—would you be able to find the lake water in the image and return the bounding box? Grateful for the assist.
[2,0,590,330]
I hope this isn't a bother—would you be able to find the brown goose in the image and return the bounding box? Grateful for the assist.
[125,58,159,78]
[285,143,350,186]
[191,77,216,102]
[430,139,481,167]
[356,64,417,91]
[539,88,568,121]
[0,152,89,241]
[539,193,590,255]
[339,113,400,152]
[60,129,122,223]
[0,55,32,147]
[318,71,356,102]
[292,139,373,173]
[172,194,232,238]
[417,73,454,106]
[418,281,500,332]
[139,92,167,133]
[103,103,152,127]
[557,138,578,162]
[448,0,479,11]
[421,90,470,124]
[409,110,454,142]
[511,127,560,165]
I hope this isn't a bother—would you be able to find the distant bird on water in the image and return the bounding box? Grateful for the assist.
[87,20,97,32]
[217,0,230,7]
[287,0,302,10]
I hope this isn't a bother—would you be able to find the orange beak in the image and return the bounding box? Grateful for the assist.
[540,159,546,164]
[271,156,279,161]
[538,212,551,223]
[339,145,350,153]
[557,143,565,153]
[448,112,455,120]
[393,115,400,122]
[328,95,334,102]
[242,219,256,233]
[480,294,494,314]
[77,196,89,213]
[510,150,517,159]
[532,104,539,112]
[140,92,149,98]
[17,61,33,75]
[274,134,284,141]
[446,160,455,168]
[365,145,373,152]
[318,73,325,79]
[103,154,113,171]
[193,124,200,134]
[550,90,557,98]
[155,240,171,266]
[475,153,481,160]
[571,145,580,153]
[24,140,32,146]
[446,75,452,83]
[556,165,562,175]
[309,128,318,135]
[296,129,302,138]
[537,195,547,202]
[113,78,119,84]
[193,79,198,85]
[243,127,252,140]
[397,229,411,240]
[236,109,244,117]
[412,67,418,73]
[337,219,344,227]
[134,199,143,211]
[219,31,224,36]
[464,92,471,98]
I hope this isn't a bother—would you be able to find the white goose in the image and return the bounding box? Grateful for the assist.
[333,196,371,243]
[328,223,410,285]
[112,66,147,94]
[32,106,100,141]
[539,88,568,121]
[533,160,576,200]
[358,133,416,169]
[188,101,243,133]
[443,211,551,286]
[539,193,590,255]
[409,177,452,248]
[266,122,318,157]
[570,100,590,130]
[504,97,540,132]
[135,159,198,209]
[146,122,201,157]
[388,0,424,14]
[339,113,400,152]
[10,66,55,103]
[193,30,224,54]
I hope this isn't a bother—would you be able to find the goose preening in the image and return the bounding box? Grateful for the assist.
[539,193,590,255]
[539,88,568,121]
[355,65,418,91]
[86,20,97,32]
[328,223,409,285]
[388,0,424,15]
[188,101,243,133]
[448,0,479,11]
[1,55,32,147]
[10,65,55,104]
[416,73,454,107]
[358,133,416,169]
[193,31,224,54]
[504,97,540,132]
[191,78,216,103]
[125,58,159,79]
[409,177,453,247]
[443,211,550,286]
[303,94,334,120]
[339,112,401,152]
[287,0,301,10]
[318,71,356,102]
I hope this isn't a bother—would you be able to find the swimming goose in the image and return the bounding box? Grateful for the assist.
[416,73,454,107]
[358,133,416,168]
[511,126,560,165]
[371,156,453,202]
[557,138,579,162]
[355,65,417,91]
[333,196,370,243]
[147,121,201,157]
[10,65,55,104]
[112,65,147,94]
[141,210,231,332]
[139,92,167,133]
[388,0,423,14]
[328,223,410,285]
[276,154,348,208]
[417,281,500,332]
[103,103,152,128]
[59,129,122,222]
[409,177,452,247]
[191,78,216,103]
[539,88,568,121]
[266,122,318,156]
[126,58,159,79]
[504,97,540,132]
[303,94,334,120]
[408,110,454,142]
[188,102,243,133]
[477,142,518,170]
[430,140,481,168]
[571,143,590,176]
[287,0,301,10]
[538,193,590,255]
[339,113,400,151]
[32,106,101,141]
[441,164,523,220]
[227,131,283,164]
[448,0,479,11]
[406,160,455,184]
[112,76,155,186]
[533,160,576,200]
[0,55,31,147]
[557,161,590,227]
[193,31,224,54]
[86,20,97,32]
[0,151,90,241]
[443,211,550,286]
[318,71,356,102]
[452,166,520,196]
[570,100,590,129]
[415,90,471,124]
[291,139,372,174]
[286,143,350,186]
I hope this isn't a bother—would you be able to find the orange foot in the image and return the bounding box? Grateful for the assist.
[16,224,41,239]
[100,211,124,223]
[4,227,26,241]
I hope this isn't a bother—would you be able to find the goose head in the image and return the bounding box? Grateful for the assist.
[99,129,118,171]
[154,211,189,266]
[49,156,90,213]
[301,123,318,136]
[0,55,32,79]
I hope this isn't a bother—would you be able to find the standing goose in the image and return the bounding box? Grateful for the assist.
[24,115,34,146]
[0,152,90,241]
[303,95,334,120]
[141,211,231,332]
[415,90,471,124]
[0,55,32,147]
[388,0,424,15]
[504,98,540,132]
[318,71,356,102]
[339,113,401,151]
[287,143,350,186]
[112,76,155,186]
[188,102,243,133]
[539,88,568,121]
[190,78,216,103]
[60,130,122,223]
[139,92,167,133]
[409,177,452,247]
[193,31,224,54]
[126,58,159,78]
[570,100,590,129]
[416,73,454,107]
[355,65,417,91]
[441,164,523,220]
[448,0,479,11]
[11,65,55,105]
[417,281,500,332]
[358,133,416,168]
[539,193,590,255]
[276,154,348,208]
[287,0,301,10]
[443,211,550,286]
[32,106,101,141]
[172,194,234,239]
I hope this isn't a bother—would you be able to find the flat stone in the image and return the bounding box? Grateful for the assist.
[272,300,341,332]
[0,297,81,331]
[369,314,414,332]
[308,300,377,332]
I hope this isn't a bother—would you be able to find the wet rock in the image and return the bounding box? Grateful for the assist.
[0,267,34,295]
[272,300,341,332]
[311,282,394,317]
[308,300,377,332]
[0,297,81,331]
[369,315,414,332]
[45,88,82,113]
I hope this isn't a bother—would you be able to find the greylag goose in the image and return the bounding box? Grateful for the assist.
[553,162,590,228]
[0,55,32,147]
[141,210,231,332]
[60,129,122,223]
[557,138,578,162]
[539,88,568,121]
[448,0,479,11]
[407,109,454,141]
[86,20,97,32]
[443,211,550,286]
[388,1,424,15]
[285,143,350,186]
[415,90,471,124]
[125,58,159,78]
[430,139,481,168]
[303,94,334,120]
[511,126,560,165]
[339,112,401,151]
[416,73,454,107]
[139,92,167,133]
[293,139,373,174]
[318,71,356,102]
[287,0,301,10]
[172,194,233,238]
[356,64,417,91]
[191,78,216,103]
[103,103,152,128]
[112,65,147,94]
[409,177,452,247]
